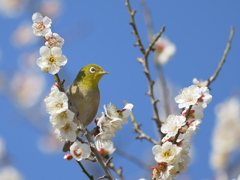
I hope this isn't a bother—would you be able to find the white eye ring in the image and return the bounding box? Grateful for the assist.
[89,67,96,73]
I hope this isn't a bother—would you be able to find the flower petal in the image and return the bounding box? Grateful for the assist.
[32,12,43,22]
[152,145,161,155]
[57,55,68,66]
[48,64,60,75]
[51,47,62,57]
[40,46,51,57]
[43,16,52,27]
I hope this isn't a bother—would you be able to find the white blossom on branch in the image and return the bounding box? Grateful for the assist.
[37,46,67,75]
[55,121,78,142]
[45,32,64,49]
[44,86,68,114]
[32,12,52,36]
[70,142,91,161]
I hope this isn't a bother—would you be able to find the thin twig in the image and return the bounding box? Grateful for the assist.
[105,157,113,166]
[125,0,145,54]
[145,26,165,57]
[126,0,165,140]
[109,164,124,180]
[98,175,111,180]
[54,73,61,85]
[140,0,171,135]
[76,137,88,144]
[76,160,94,180]
[85,157,97,162]
[130,110,158,145]
[207,26,235,87]
[140,0,172,118]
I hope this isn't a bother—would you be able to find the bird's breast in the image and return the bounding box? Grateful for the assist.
[67,83,100,127]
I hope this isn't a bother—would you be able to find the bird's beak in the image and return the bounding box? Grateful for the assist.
[97,71,109,75]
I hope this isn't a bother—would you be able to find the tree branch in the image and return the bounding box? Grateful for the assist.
[126,0,165,140]
[76,160,94,180]
[140,0,171,120]
[206,26,235,87]
[130,109,158,145]
[108,163,124,180]
[125,0,145,54]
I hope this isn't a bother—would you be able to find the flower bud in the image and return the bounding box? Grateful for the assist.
[63,153,73,161]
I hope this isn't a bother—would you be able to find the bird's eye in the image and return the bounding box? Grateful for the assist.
[89,67,96,73]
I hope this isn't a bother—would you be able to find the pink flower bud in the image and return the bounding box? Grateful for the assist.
[63,153,73,161]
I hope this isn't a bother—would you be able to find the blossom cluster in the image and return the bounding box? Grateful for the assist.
[32,12,67,75]
[62,102,133,162]
[44,86,77,142]
[32,12,88,161]
[43,85,94,161]
[151,85,212,180]
[63,102,134,161]
[94,103,134,155]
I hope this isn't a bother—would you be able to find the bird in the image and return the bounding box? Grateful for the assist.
[62,64,109,152]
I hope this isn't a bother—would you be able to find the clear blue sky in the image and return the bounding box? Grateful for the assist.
[0,0,240,180]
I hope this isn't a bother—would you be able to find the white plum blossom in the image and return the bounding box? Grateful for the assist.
[50,109,75,128]
[45,32,64,48]
[96,140,116,157]
[182,105,204,121]
[37,46,67,74]
[70,142,91,161]
[44,86,68,114]
[32,12,52,36]
[95,113,122,142]
[104,103,134,124]
[104,103,120,118]
[97,113,123,134]
[151,162,174,180]
[120,103,134,124]
[161,115,186,139]
[94,102,133,143]
[172,154,190,174]
[187,119,202,131]
[192,78,208,87]
[152,142,182,164]
[198,86,212,108]
[175,85,202,108]
[154,36,176,65]
[55,121,78,142]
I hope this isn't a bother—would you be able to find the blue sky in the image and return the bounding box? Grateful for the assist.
[0,0,240,180]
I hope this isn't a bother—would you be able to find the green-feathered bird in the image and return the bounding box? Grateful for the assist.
[62,64,108,152]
